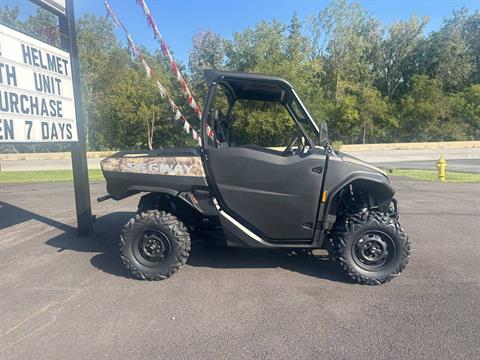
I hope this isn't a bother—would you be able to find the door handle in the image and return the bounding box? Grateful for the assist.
[312,167,323,174]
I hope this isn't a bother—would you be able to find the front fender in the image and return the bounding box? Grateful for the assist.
[320,156,395,223]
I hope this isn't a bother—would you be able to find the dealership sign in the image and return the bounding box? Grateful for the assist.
[0,24,77,142]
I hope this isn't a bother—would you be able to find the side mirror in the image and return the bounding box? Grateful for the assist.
[319,122,329,146]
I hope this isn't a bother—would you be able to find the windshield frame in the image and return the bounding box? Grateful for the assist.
[202,78,319,149]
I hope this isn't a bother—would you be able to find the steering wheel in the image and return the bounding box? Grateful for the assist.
[282,136,299,156]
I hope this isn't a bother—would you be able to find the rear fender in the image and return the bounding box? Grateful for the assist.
[137,190,218,228]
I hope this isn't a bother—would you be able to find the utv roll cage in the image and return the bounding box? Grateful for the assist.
[201,70,321,149]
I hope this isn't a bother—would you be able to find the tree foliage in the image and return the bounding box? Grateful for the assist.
[1,1,479,153]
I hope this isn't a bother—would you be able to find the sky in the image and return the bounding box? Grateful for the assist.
[5,0,480,66]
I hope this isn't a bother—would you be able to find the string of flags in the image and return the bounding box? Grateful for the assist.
[136,0,202,119]
[104,0,215,146]
[135,0,218,143]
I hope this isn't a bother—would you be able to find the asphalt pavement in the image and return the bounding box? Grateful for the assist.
[1,178,479,359]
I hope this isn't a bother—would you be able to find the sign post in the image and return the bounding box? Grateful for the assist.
[0,0,93,235]
[64,0,93,236]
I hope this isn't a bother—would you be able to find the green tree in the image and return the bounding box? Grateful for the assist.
[188,30,226,101]
[423,9,475,92]
[398,75,458,141]
[376,15,428,100]
[463,11,480,84]
[95,63,195,150]
[76,14,124,149]
[224,17,315,142]
[450,84,480,139]
[309,0,380,101]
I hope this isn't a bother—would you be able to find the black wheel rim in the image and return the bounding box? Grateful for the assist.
[133,229,171,267]
[352,231,396,271]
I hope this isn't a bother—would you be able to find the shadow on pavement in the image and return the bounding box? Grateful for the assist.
[186,244,350,283]
[0,201,74,232]
[1,201,349,283]
[45,211,136,279]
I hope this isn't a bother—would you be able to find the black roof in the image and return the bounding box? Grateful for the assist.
[204,70,294,102]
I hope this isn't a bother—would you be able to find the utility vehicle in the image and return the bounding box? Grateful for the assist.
[100,70,410,285]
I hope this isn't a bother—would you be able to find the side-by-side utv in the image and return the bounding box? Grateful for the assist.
[100,70,410,285]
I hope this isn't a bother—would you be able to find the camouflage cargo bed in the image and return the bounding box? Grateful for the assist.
[100,148,208,200]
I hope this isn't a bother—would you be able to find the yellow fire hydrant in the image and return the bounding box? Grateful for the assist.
[436,156,447,181]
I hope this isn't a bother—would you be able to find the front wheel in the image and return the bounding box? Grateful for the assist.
[120,210,191,280]
[329,210,410,285]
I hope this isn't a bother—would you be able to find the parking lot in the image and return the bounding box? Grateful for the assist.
[1,177,479,359]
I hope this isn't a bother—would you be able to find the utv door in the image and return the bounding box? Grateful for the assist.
[205,146,325,241]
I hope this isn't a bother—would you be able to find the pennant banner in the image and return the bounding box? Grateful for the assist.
[104,0,215,146]
[135,0,216,142]
[136,0,201,118]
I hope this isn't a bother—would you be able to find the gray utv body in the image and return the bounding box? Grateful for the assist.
[101,70,394,249]
[100,70,408,284]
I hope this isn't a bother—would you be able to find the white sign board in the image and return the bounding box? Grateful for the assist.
[0,24,77,142]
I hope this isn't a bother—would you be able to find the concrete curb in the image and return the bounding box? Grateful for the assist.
[0,141,479,160]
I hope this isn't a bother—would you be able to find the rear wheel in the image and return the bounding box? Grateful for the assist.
[330,210,410,285]
[120,210,190,280]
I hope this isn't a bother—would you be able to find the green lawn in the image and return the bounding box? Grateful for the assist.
[390,169,480,182]
[0,169,104,183]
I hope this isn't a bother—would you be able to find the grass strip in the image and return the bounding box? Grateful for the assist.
[0,169,104,183]
[390,169,480,182]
